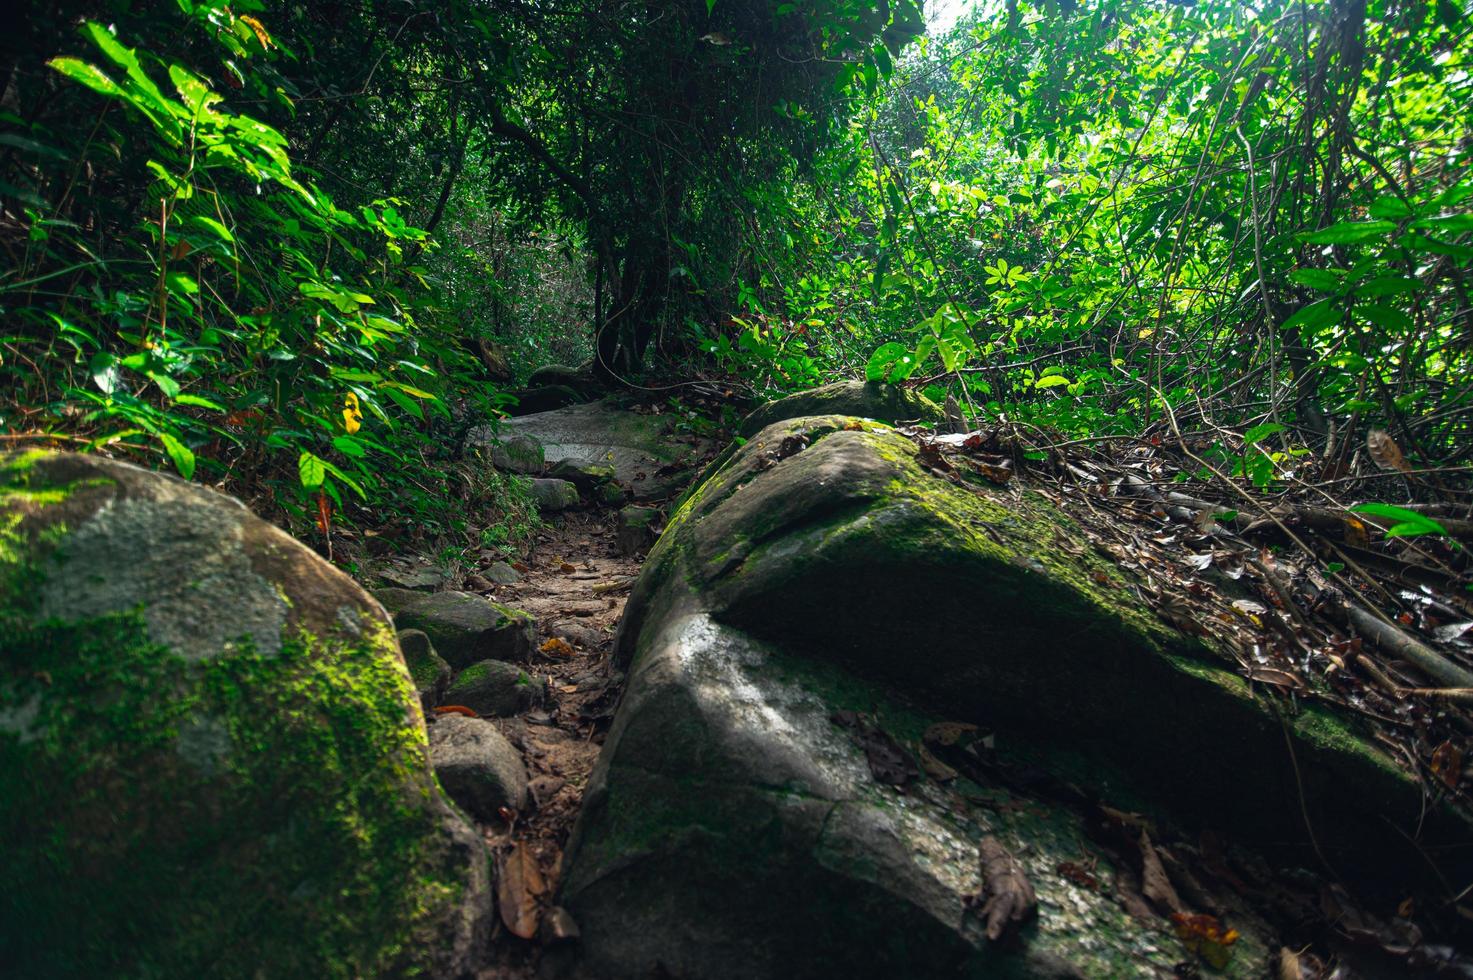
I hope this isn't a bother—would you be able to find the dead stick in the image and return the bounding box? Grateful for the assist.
[1343,605,1473,689]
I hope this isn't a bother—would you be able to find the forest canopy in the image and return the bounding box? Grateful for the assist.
[2,0,1470,535]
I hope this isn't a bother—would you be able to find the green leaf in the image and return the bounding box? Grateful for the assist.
[46,58,124,98]
[1243,422,1285,446]
[1356,303,1412,332]
[90,352,121,394]
[1280,298,1339,332]
[1350,503,1449,539]
[1286,268,1343,291]
[865,342,915,383]
[172,393,225,410]
[332,436,367,458]
[1300,220,1397,245]
[298,451,326,489]
[1033,375,1071,389]
[159,432,195,480]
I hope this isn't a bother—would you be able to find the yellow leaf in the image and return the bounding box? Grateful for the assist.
[342,392,362,434]
[239,15,273,49]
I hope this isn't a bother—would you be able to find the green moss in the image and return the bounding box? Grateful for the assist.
[452,660,493,687]
[0,587,458,977]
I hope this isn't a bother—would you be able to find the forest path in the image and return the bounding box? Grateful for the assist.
[469,503,641,978]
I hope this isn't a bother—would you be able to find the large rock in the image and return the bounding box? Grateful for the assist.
[530,477,580,512]
[444,659,545,717]
[428,714,530,820]
[399,628,450,710]
[737,379,943,437]
[500,399,710,501]
[376,588,535,668]
[0,451,492,977]
[461,427,545,474]
[559,416,1467,978]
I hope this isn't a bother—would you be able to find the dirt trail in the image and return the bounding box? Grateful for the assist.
[468,503,646,977]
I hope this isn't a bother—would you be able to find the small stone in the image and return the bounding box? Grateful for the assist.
[462,573,494,592]
[398,629,450,710]
[375,589,536,668]
[616,505,663,557]
[428,714,529,821]
[484,561,522,585]
[549,458,617,489]
[549,619,605,650]
[444,660,546,718]
[530,478,580,512]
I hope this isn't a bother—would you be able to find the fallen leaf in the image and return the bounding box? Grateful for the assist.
[918,742,958,781]
[1431,740,1463,790]
[974,836,1037,941]
[559,561,576,574]
[1138,829,1185,916]
[1245,667,1304,690]
[497,841,547,940]
[539,637,575,658]
[832,711,919,786]
[1367,429,1411,473]
[1171,913,1239,969]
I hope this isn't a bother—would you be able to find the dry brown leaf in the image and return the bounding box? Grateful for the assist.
[975,836,1037,941]
[539,637,575,658]
[1138,829,1186,916]
[1277,946,1304,980]
[1367,429,1411,473]
[497,841,547,940]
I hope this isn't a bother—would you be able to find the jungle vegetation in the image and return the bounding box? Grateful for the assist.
[2,0,1470,538]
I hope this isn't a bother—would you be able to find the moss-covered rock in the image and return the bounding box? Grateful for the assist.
[500,398,710,501]
[562,416,1470,978]
[400,628,451,710]
[737,380,943,437]
[444,659,544,717]
[530,477,581,512]
[376,588,536,668]
[0,451,492,977]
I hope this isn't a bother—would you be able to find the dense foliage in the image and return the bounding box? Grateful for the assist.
[3,0,1470,541]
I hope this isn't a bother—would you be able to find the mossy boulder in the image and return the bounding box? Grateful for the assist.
[500,399,710,501]
[444,659,545,717]
[549,457,617,489]
[737,380,943,437]
[376,588,536,668]
[530,477,581,512]
[400,628,451,709]
[461,429,545,475]
[560,416,1469,978]
[0,450,492,977]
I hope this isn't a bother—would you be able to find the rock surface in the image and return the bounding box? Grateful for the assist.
[737,379,943,436]
[375,588,535,668]
[558,415,1468,978]
[616,505,662,557]
[0,450,491,978]
[549,457,617,489]
[530,477,581,511]
[428,713,530,820]
[444,659,545,717]
[399,628,450,709]
[500,399,709,501]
